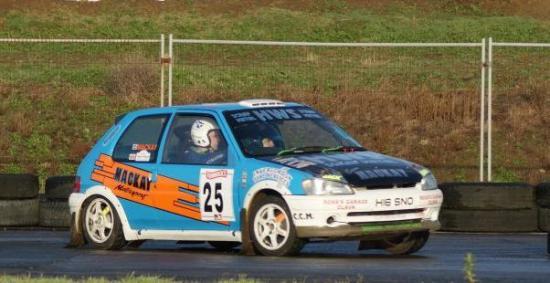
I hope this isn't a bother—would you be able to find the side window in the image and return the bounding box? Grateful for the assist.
[113,115,169,163]
[162,115,227,165]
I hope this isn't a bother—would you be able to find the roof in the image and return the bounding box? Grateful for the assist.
[122,100,305,118]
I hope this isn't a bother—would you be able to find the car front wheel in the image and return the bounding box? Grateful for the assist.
[81,196,126,250]
[249,194,304,256]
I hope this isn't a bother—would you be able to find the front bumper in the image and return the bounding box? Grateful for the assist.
[296,219,440,238]
[285,188,443,239]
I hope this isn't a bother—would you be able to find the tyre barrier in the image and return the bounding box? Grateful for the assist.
[439,182,539,232]
[38,176,74,228]
[440,182,535,210]
[45,176,75,200]
[0,174,40,226]
[539,207,550,232]
[39,200,70,228]
[1,174,549,232]
[535,183,550,233]
[440,209,538,232]
[535,183,550,209]
[0,174,39,199]
[0,198,40,226]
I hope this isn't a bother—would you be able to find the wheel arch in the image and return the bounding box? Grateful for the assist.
[242,180,292,212]
[77,186,139,241]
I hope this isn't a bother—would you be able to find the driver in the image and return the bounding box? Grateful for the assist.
[187,119,227,165]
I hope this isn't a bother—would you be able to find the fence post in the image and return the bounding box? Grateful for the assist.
[160,34,165,107]
[480,38,486,182]
[168,33,173,107]
[487,37,493,181]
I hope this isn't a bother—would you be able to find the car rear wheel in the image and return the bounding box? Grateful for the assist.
[383,230,430,255]
[249,194,304,256]
[81,196,126,250]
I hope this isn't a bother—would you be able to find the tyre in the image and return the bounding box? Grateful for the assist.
[39,200,70,227]
[383,230,430,255]
[539,207,550,232]
[0,174,39,199]
[440,182,535,210]
[45,176,75,200]
[535,183,550,208]
[0,198,39,226]
[208,241,241,251]
[249,194,305,256]
[81,196,126,250]
[440,209,538,232]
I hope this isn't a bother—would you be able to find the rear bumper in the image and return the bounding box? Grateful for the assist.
[68,192,85,215]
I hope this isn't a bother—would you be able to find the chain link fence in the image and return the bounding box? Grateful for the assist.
[0,38,162,179]
[171,39,485,182]
[489,41,550,182]
[0,35,548,183]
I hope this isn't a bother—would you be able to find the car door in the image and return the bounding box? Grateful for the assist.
[108,113,171,230]
[152,111,241,232]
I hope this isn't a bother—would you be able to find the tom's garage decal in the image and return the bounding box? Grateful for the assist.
[91,154,229,224]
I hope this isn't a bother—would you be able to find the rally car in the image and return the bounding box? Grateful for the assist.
[68,99,443,256]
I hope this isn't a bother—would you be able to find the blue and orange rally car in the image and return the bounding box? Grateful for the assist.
[68,99,443,256]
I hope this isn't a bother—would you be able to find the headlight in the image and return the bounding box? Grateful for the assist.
[421,173,438,191]
[302,178,354,195]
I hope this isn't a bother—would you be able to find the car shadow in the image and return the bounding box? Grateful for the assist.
[110,242,432,261]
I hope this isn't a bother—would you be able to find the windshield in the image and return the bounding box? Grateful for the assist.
[224,106,364,157]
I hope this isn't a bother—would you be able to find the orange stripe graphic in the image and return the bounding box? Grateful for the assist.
[91,154,227,225]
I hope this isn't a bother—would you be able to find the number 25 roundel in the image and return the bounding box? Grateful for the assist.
[199,169,235,222]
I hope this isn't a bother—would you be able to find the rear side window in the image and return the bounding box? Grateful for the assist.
[113,115,169,163]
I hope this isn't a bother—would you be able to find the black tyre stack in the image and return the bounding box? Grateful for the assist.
[0,174,40,226]
[40,176,74,228]
[535,183,550,232]
[439,183,538,232]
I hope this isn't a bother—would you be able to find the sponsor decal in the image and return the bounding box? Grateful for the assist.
[113,166,152,192]
[205,169,228,180]
[271,157,315,169]
[252,167,292,188]
[354,168,409,179]
[229,107,323,124]
[132,144,158,151]
[113,184,147,200]
[135,150,151,162]
[91,154,227,225]
[420,194,443,205]
[241,171,248,189]
[420,194,443,200]
[293,213,313,220]
[274,151,390,168]
[323,199,368,210]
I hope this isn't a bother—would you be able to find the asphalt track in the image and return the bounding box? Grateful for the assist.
[0,230,548,282]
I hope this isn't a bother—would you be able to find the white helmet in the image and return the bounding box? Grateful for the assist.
[191,119,218,147]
